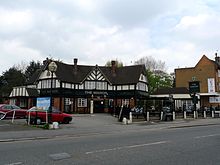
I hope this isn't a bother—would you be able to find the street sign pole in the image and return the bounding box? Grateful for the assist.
[189,81,200,119]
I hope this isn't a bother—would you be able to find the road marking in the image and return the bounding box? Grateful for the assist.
[4,162,23,165]
[194,133,220,139]
[49,152,71,161]
[0,124,10,127]
[85,141,168,154]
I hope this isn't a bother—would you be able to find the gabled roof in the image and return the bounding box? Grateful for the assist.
[55,62,92,83]
[100,65,146,85]
[9,87,39,97]
[82,65,111,84]
[175,55,220,71]
[27,60,147,85]
[195,55,216,68]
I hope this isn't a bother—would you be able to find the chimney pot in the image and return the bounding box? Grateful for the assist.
[111,60,116,76]
[74,58,78,65]
[73,58,78,74]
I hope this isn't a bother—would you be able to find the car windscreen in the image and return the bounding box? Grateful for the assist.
[52,108,61,113]
[11,105,21,109]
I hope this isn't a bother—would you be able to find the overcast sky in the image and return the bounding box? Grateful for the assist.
[0,0,220,74]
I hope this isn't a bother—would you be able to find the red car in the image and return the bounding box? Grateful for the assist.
[0,104,27,119]
[26,107,72,124]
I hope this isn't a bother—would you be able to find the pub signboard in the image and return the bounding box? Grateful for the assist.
[189,81,200,94]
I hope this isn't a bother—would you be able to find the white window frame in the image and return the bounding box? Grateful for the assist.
[96,82,107,90]
[130,85,135,90]
[122,99,129,106]
[117,86,122,90]
[79,84,84,89]
[85,81,96,89]
[10,99,16,105]
[63,83,72,89]
[20,98,27,108]
[122,85,129,90]
[78,98,87,107]
[108,84,113,90]
[137,82,147,91]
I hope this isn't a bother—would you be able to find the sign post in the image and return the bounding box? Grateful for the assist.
[189,81,200,118]
[37,97,50,124]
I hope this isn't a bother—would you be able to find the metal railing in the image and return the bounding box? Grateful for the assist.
[0,110,17,123]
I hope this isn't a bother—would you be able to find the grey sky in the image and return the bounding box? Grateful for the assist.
[0,0,220,74]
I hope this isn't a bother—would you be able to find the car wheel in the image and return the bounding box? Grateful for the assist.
[0,113,5,120]
[63,118,70,124]
[36,118,42,125]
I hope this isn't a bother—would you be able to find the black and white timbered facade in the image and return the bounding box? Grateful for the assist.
[9,59,149,113]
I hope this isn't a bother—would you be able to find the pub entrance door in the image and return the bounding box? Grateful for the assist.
[94,100,104,113]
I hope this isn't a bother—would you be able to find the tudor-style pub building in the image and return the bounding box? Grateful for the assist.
[9,58,149,113]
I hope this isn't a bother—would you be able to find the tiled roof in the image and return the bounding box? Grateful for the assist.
[26,88,39,97]
[153,87,189,95]
[55,62,92,83]
[100,65,145,85]
[26,69,42,85]
[27,60,146,85]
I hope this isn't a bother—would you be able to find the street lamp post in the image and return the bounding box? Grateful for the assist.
[48,61,57,124]
[90,94,94,114]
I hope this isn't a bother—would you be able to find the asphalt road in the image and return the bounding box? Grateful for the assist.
[1,117,220,165]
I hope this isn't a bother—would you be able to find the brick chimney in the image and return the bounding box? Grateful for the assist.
[215,52,220,65]
[43,57,50,65]
[73,58,78,74]
[111,60,116,76]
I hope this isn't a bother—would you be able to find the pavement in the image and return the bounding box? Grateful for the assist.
[0,114,220,142]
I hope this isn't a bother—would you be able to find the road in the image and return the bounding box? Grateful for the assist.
[1,119,220,165]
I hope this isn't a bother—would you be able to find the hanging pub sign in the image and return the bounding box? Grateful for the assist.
[189,81,200,93]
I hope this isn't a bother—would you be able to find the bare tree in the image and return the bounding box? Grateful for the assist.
[13,61,29,74]
[135,56,173,94]
[105,59,123,67]
[135,56,166,72]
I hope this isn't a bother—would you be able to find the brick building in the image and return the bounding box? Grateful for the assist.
[175,54,220,108]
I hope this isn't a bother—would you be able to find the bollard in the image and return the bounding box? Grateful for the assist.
[172,111,175,120]
[28,112,31,125]
[212,111,215,118]
[12,110,16,123]
[147,111,150,121]
[122,117,127,125]
[204,111,206,118]
[90,100,94,114]
[184,111,186,119]
[194,111,196,119]
[127,112,132,124]
[160,112,163,121]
